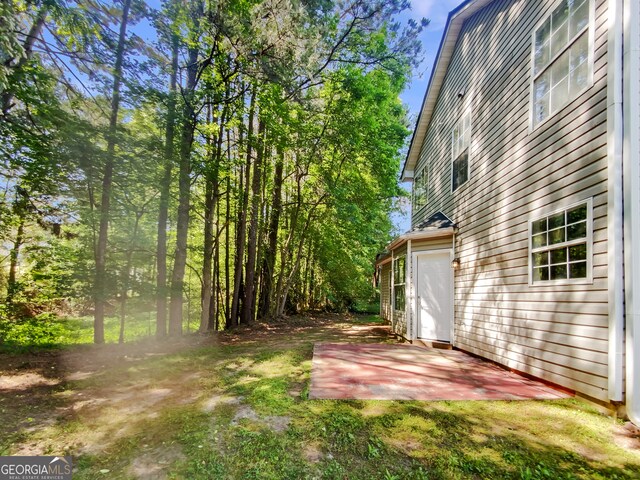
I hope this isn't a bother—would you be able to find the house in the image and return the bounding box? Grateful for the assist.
[377,0,640,421]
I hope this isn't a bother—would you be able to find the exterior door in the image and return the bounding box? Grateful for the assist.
[416,251,452,342]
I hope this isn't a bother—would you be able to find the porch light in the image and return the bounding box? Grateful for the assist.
[451,258,461,270]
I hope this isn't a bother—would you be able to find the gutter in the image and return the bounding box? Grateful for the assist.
[607,0,625,402]
[624,0,640,424]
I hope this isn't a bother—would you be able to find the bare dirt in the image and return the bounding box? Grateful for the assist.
[0,314,388,461]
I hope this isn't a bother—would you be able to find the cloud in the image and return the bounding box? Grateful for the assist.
[409,0,463,28]
[411,0,437,16]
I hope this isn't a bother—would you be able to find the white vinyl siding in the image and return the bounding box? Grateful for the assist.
[412,237,454,252]
[411,0,610,401]
[532,0,593,127]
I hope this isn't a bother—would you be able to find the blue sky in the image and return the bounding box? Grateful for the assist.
[394,0,461,233]
[398,0,461,117]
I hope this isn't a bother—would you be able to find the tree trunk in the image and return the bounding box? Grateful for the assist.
[200,170,215,332]
[168,4,203,336]
[1,7,47,116]
[119,212,142,344]
[94,0,132,344]
[229,88,255,327]
[155,32,179,338]
[241,117,265,325]
[224,130,232,327]
[200,97,228,332]
[200,104,215,333]
[210,100,229,331]
[257,148,284,319]
[7,216,25,302]
[277,228,310,316]
[212,190,221,331]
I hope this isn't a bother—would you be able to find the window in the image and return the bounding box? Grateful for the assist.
[452,111,471,191]
[532,0,592,127]
[413,168,428,211]
[393,255,406,310]
[530,200,591,284]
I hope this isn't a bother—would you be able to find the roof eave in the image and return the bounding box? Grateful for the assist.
[400,0,494,182]
[385,227,456,252]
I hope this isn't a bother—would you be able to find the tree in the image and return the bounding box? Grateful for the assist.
[94,0,134,344]
[168,0,205,336]
[155,2,180,337]
[0,0,427,345]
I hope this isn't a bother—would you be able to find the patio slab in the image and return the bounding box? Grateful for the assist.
[309,343,571,401]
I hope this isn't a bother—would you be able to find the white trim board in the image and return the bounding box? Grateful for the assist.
[411,248,455,344]
[623,0,640,424]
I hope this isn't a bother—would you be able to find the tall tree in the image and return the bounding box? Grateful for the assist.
[168,0,205,335]
[257,146,283,318]
[155,13,180,338]
[229,87,256,328]
[94,0,133,344]
[240,116,265,324]
[0,0,427,344]
[0,5,48,117]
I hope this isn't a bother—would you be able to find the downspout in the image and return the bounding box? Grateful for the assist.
[624,0,640,425]
[451,233,457,346]
[407,239,413,341]
[607,0,624,402]
[391,249,395,334]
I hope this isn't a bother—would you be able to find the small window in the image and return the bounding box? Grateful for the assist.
[530,200,592,284]
[413,167,428,211]
[452,111,471,191]
[393,255,406,310]
[532,0,592,127]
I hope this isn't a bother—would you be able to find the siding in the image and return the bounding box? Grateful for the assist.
[380,262,392,322]
[413,237,453,252]
[392,244,408,338]
[412,0,610,401]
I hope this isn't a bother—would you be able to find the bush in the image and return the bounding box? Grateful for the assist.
[0,313,67,349]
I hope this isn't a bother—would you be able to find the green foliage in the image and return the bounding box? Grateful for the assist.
[1,0,422,340]
[0,312,155,351]
[0,313,68,349]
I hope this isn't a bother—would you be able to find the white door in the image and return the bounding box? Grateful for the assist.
[416,252,452,342]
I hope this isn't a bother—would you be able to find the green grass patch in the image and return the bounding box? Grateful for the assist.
[349,314,386,324]
[2,315,640,479]
[0,313,158,351]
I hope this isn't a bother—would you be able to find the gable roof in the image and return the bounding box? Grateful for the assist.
[376,211,457,257]
[414,211,457,231]
[401,0,495,182]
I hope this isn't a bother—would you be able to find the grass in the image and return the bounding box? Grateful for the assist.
[0,311,197,351]
[1,314,639,479]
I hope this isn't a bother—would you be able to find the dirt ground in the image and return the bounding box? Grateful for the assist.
[1,314,639,480]
[0,314,391,458]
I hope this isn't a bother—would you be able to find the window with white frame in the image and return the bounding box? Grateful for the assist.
[452,111,471,191]
[530,200,591,283]
[413,167,428,211]
[393,255,406,310]
[532,0,592,127]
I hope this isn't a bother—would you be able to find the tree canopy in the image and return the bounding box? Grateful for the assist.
[0,0,427,342]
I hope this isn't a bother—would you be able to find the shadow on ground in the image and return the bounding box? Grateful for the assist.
[0,313,639,479]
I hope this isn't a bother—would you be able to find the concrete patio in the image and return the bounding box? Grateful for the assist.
[309,343,571,401]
